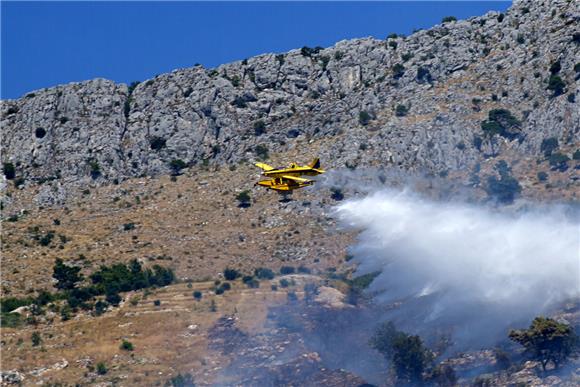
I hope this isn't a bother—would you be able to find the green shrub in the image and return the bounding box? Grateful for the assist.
[253,120,266,136]
[0,312,21,328]
[358,111,372,126]
[35,290,56,306]
[370,321,433,384]
[392,63,405,79]
[485,174,521,204]
[106,291,122,306]
[276,54,285,65]
[304,283,318,298]
[89,259,175,295]
[224,268,241,281]
[169,159,187,175]
[319,55,330,70]
[255,144,269,160]
[287,291,298,301]
[229,75,241,87]
[540,137,559,157]
[245,279,260,289]
[254,267,275,280]
[509,317,578,371]
[547,75,566,97]
[1,297,34,313]
[441,16,457,23]
[480,109,521,140]
[153,299,161,306]
[573,149,580,160]
[127,81,140,94]
[300,46,322,57]
[350,271,381,291]
[567,93,576,103]
[2,162,15,180]
[416,67,432,83]
[96,362,108,375]
[537,171,548,182]
[231,96,247,108]
[31,332,42,346]
[124,97,132,118]
[123,223,135,231]
[428,364,457,386]
[331,187,344,201]
[168,373,195,387]
[297,265,311,274]
[35,127,46,138]
[53,258,83,290]
[280,266,295,275]
[120,339,134,351]
[94,300,108,316]
[494,348,512,370]
[14,177,25,188]
[549,60,561,75]
[549,152,570,171]
[59,305,71,321]
[395,104,409,117]
[279,278,290,288]
[149,137,166,151]
[87,160,101,179]
[473,136,483,150]
[193,291,202,300]
[235,190,251,208]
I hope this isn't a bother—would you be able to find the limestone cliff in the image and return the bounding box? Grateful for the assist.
[1,0,578,204]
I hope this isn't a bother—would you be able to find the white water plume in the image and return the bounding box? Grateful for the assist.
[336,189,580,347]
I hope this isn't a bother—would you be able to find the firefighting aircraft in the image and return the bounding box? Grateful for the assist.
[255,158,325,192]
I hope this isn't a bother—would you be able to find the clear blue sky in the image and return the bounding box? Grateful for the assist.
[1,1,510,99]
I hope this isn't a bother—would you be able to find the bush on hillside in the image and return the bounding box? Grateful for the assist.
[509,317,578,371]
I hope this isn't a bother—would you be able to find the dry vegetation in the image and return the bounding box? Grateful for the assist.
[1,278,328,385]
[2,162,354,299]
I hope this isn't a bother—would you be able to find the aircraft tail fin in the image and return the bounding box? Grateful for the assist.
[255,162,274,171]
[308,158,321,169]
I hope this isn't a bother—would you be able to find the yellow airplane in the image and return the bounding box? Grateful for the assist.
[255,158,325,192]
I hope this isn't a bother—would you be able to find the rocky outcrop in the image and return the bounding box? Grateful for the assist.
[1,0,579,203]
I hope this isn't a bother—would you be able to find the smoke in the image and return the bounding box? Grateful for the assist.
[335,188,580,349]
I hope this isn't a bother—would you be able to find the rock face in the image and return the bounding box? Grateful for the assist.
[1,0,579,202]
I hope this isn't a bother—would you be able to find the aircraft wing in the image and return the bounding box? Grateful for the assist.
[255,162,275,171]
[281,175,313,184]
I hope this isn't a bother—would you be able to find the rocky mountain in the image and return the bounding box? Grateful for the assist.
[2,1,580,386]
[2,0,579,207]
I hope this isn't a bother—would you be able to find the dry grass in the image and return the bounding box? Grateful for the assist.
[1,278,317,385]
[2,162,353,298]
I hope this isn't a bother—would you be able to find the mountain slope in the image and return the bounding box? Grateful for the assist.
[2,0,578,207]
